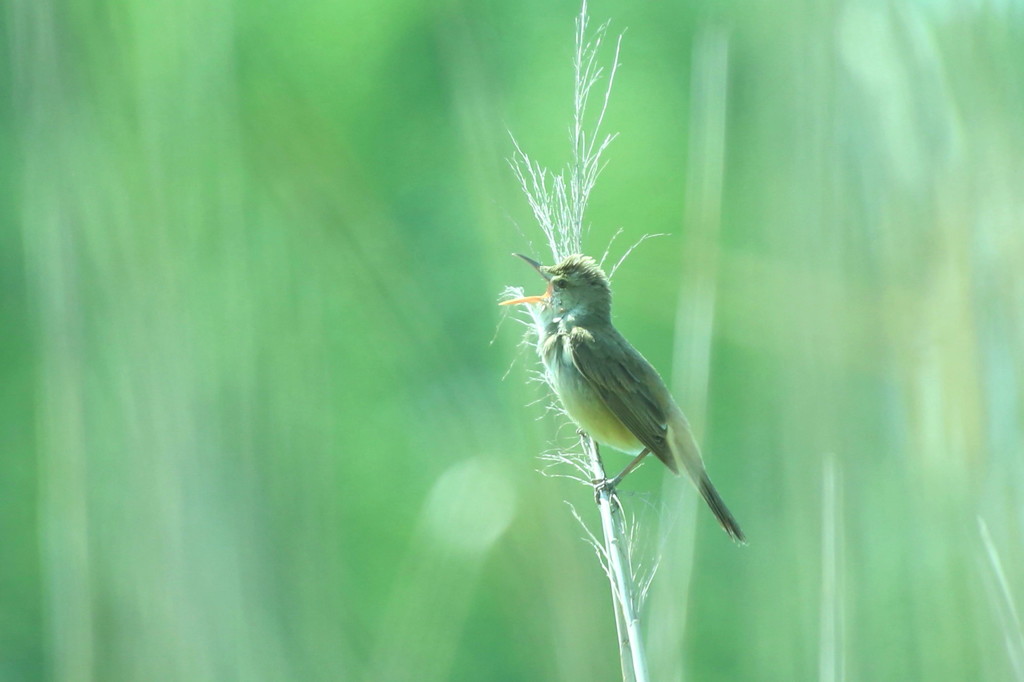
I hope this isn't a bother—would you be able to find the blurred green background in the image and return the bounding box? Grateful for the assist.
[4,0,1024,680]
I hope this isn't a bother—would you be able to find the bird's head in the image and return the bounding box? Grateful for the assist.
[501,253,611,324]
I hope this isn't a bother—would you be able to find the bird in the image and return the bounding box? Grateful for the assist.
[501,253,745,542]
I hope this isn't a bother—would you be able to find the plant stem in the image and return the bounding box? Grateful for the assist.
[581,433,650,682]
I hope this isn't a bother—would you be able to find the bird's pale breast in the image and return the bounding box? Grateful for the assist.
[544,338,645,455]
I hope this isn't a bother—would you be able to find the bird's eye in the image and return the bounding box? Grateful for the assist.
[553,278,568,289]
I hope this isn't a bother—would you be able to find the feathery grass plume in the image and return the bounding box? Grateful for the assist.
[504,3,652,680]
[508,3,619,264]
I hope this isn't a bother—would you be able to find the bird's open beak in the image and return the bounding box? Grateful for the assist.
[500,253,552,306]
[512,253,552,280]
[499,291,548,306]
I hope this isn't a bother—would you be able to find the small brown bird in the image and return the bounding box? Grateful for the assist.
[502,253,745,542]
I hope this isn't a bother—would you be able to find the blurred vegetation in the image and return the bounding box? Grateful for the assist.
[4,0,1024,680]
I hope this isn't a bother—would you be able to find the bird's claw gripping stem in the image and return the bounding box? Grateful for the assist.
[592,476,622,512]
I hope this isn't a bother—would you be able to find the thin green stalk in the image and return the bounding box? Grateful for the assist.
[583,434,650,682]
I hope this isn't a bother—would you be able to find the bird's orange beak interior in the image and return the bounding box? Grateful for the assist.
[500,282,552,306]
[499,294,545,306]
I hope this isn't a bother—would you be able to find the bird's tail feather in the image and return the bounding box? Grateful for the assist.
[668,408,746,543]
[698,475,746,543]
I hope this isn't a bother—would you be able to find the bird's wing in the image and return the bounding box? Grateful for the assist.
[568,327,745,541]
[567,327,678,473]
